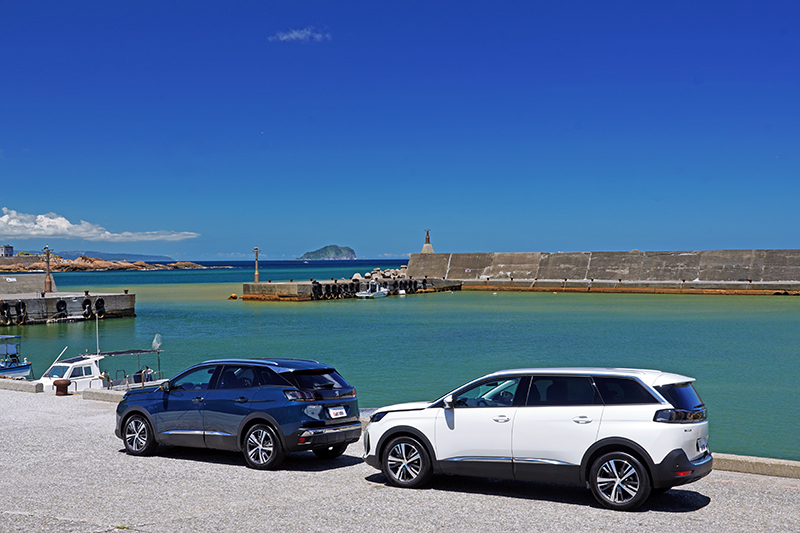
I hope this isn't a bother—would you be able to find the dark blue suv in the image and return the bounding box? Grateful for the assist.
[115,358,361,469]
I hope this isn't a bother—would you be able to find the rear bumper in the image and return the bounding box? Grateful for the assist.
[288,421,362,451]
[653,449,713,489]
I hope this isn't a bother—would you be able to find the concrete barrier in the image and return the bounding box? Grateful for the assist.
[714,453,800,479]
[0,377,43,393]
[82,388,126,403]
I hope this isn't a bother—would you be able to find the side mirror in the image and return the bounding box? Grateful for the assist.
[443,394,454,409]
[159,381,171,393]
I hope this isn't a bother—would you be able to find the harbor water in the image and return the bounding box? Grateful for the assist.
[5,260,798,461]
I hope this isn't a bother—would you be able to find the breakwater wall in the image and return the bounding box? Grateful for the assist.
[242,278,460,301]
[0,274,136,326]
[407,249,800,294]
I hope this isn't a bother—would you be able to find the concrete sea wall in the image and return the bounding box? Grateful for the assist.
[407,249,800,294]
[0,274,136,326]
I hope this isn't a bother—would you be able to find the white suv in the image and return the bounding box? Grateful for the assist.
[363,368,712,511]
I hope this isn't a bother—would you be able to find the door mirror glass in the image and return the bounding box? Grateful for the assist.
[160,381,171,393]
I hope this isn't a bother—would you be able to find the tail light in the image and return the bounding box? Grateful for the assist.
[654,408,707,423]
[284,390,315,401]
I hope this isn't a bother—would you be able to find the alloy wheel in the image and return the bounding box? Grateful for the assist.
[387,441,422,482]
[247,428,274,465]
[595,458,640,504]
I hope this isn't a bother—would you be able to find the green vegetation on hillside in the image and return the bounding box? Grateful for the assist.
[298,245,356,260]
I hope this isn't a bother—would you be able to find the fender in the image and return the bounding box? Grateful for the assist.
[238,411,287,452]
[375,424,441,473]
[117,406,158,441]
[580,437,657,486]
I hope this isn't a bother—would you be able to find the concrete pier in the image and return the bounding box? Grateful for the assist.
[0,274,136,326]
[242,278,460,302]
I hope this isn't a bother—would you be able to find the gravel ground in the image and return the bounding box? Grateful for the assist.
[1,389,798,533]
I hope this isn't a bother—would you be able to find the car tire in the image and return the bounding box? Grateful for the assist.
[123,414,158,456]
[589,451,652,511]
[381,435,432,488]
[312,443,348,460]
[243,424,285,470]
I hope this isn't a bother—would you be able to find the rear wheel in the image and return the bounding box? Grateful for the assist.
[381,436,432,488]
[313,443,348,460]
[589,451,651,511]
[243,424,285,470]
[123,414,157,456]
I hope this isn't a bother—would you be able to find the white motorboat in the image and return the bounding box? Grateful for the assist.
[35,334,165,393]
[356,280,389,299]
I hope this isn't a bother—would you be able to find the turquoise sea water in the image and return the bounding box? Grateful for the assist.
[5,262,799,461]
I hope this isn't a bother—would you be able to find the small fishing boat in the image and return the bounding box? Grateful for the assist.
[356,280,389,299]
[35,334,166,393]
[0,335,32,378]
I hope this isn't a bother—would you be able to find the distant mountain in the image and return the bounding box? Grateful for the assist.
[55,250,175,262]
[298,245,356,260]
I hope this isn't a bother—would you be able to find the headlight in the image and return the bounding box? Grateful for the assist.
[370,411,387,423]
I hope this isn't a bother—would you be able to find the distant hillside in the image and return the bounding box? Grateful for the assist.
[299,245,356,260]
[55,250,175,262]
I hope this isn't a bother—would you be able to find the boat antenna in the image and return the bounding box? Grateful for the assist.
[48,346,69,369]
[95,310,100,354]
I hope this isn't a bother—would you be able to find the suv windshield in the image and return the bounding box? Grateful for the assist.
[655,382,705,410]
[283,370,350,390]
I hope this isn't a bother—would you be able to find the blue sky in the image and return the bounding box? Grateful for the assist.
[2,1,798,260]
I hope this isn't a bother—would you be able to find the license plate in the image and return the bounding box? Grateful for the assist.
[697,437,709,453]
[328,406,347,419]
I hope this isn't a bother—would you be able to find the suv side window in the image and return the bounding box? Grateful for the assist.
[593,376,659,405]
[174,366,217,391]
[453,377,523,407]
[216,365,257,389]
[528,376,600,406]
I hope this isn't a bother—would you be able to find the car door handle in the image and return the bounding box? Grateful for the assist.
[193,397,204,403]
[493,415,511,423]
[572,416,592,424]
[234,397,249,403]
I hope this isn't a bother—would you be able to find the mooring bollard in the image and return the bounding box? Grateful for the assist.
[53,379,71,396]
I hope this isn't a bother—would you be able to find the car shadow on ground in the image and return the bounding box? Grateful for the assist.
[364,473,711,513]
[118,446,363,471]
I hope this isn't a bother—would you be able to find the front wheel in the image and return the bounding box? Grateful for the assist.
[313,443,348,460]
[589,451,651,511]
[243,424,285,470]
[381,436,432,488]
[123,414,158,456]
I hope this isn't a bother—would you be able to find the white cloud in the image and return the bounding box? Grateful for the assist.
[268,26,331,43]
[0,207,200,242]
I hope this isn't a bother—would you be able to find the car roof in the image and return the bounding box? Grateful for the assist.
[192,358,334,373]
[483,367,695,386]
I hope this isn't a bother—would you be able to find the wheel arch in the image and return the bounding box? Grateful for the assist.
[580,437,657,486]
[120,407,157,435]
[375,425,440,473]
[238,412,285,451]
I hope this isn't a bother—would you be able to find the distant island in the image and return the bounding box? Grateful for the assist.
[298,245,356,260]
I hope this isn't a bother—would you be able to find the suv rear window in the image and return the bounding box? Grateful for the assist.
[282,369,350,390]
[593,377,659,405]
[654,382,705,410]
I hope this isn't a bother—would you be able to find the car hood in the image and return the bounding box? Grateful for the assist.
[374,401,433,414]
[123,385,162,398]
